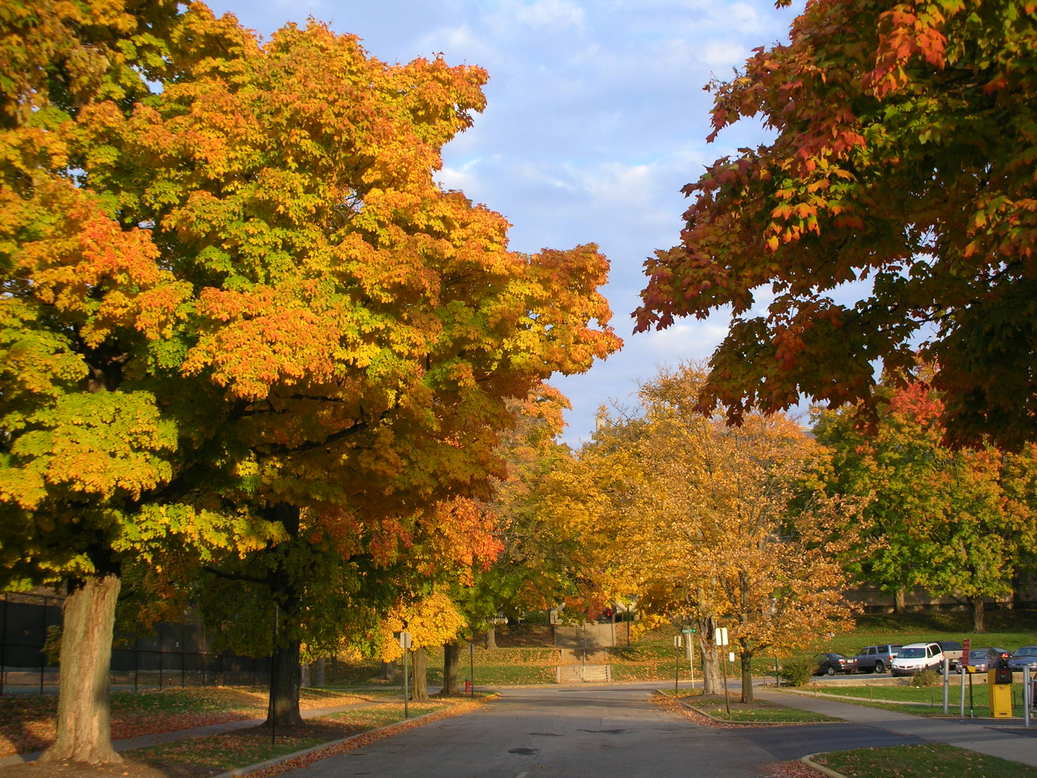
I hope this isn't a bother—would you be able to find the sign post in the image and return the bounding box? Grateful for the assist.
[942,657,949,714]
[399,631,412,719]
[673,634,683,694]
[682,628,697,690]
[715,627,731,718]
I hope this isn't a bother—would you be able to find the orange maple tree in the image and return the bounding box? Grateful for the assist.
[636,0,1037,448]
[0,0,619,760]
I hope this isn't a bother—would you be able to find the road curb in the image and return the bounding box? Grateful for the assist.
[213,694,499,777]
[800,752,848,777]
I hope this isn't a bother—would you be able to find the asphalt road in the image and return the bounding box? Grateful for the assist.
[285,684,918,778]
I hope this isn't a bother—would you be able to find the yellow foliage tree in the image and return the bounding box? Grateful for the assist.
[379,590,466,700]
[577,366,856,701]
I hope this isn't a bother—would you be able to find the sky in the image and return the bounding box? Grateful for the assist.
[208,0,804,447]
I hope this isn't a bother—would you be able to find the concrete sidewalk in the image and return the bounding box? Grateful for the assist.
[0,698,383,767]
[757,687,1037,767]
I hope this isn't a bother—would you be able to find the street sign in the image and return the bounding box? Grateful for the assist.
[682,627,697,634]
[714,627,729,646]
[398,631,412,650]
[673,635,684,648]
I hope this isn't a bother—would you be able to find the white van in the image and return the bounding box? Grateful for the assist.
[891,642,944,676]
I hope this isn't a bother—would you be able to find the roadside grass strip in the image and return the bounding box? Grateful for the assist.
[811,743,1037,777]
[786,684,1032,718]
[0,686,380,758]
[130,696,493,776]
[654,690,841,726]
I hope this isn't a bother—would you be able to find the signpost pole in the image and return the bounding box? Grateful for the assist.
[715,627,731,717]
[942,657,949,714]
[959,666,965,718]
[399,630,411,719]
[689,638,695,690]
[674,635,680,695]
[1025,670,1032,728]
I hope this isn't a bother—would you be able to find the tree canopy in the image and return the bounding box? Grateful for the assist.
[555,366,854,701]
[635,0,1037,448]
[813,378,1037,630]
[0,0,619,760]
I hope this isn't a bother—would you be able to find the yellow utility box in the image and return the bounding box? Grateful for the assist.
[988,670,1013,718]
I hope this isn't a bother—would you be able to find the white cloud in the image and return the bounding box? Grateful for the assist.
[436,158,482,192]
[700,40,750,71]
[414,23,499,64]
[491,0,586,31]
[644,320,727,360]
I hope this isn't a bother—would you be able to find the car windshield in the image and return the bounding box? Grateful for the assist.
[898,647,925,658]
[1018,647,1037,656]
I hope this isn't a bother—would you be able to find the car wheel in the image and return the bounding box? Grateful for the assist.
[826,665,836,676]
[875,661,885,673]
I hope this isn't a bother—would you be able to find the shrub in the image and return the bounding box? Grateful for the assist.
[911,668,940,687]
[777,657,813,687]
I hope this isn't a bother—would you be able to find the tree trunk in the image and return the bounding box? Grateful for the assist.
[40,574,122,764]
[266,635,304,728]
[695,614,722,695]
[894,588,907,613]
[313,657,326,687]
[442,643,461,696]
[484,625,497,650]
[739,649,754,703]
[412,647,428,700]
[972,598,986,632]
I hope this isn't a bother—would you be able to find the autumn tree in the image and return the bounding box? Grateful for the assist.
[814,379,1037,631]
[581,366,854,701]
[0,0,619,761]
[636,0,1037,449]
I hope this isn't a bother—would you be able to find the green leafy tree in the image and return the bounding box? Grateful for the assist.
[814,379,1037,631]
[0,0,619,760]
[636,0,1037,448]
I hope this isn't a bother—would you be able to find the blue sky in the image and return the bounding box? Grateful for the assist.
[208,0,803,446]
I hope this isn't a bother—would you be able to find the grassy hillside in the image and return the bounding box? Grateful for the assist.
[319,609,1037,688]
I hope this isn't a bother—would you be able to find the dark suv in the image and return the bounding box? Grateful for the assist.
[854,644,902,673]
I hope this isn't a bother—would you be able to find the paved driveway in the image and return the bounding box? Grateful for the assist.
[285,684,917,778]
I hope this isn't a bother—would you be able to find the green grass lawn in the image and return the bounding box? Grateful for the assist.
[815,743,1037,777]
[824,609,1037,659]
[627,610,1037,677]
[662,689,840,723]
[797,682,1032,717]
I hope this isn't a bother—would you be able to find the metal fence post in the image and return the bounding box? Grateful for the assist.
[39,596,47,695]
[1,593,7,696]
[181,624,186,688]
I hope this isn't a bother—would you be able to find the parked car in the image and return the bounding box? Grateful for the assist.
[814,653,856,676]
[963,647,1010,673]
[891,642,945,676]
[1008,646,1037,672]
[854,644,902,673]
[936,640,963,670]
